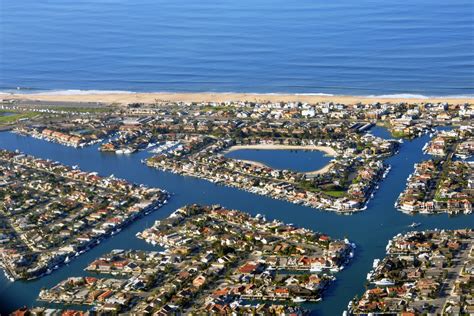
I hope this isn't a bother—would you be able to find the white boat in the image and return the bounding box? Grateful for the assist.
[292,297,307,303]
[372,259,380,268]
[409,222,421,228]
[310,266,323,272]
[374,278,395,286]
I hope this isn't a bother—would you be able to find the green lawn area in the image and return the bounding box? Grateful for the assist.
[390,130,411,138]
[0,112,38,124]
[323,190,346,198]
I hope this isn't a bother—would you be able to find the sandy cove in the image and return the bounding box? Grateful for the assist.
[225,144,337,156]
[4,92,473,105]
[224,144,336,175]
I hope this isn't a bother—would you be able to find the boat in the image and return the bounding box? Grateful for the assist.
[310,266,323,272]
[366,272,373,280]
[292,297,307,303]
[408,222,421,228]
[372,259,380,268]
[374,278,395,286]
[123,148,135,154]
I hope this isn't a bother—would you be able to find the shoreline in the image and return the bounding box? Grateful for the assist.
[224,144,337,156]
[3,92,473,105]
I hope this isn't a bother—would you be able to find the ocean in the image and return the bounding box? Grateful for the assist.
[1,0,473,96]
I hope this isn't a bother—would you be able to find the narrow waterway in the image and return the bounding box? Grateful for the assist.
[0,131,471,315]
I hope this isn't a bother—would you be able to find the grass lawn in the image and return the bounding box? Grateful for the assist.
[323,190,347,198]
[0,112,38,125]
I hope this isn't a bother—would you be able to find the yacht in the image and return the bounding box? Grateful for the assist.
[372,259,380,268]
[374,278,395,286]
[292,297,307,303]
[408,222,421,228]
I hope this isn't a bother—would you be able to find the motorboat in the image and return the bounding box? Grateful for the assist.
[374,278,395,286]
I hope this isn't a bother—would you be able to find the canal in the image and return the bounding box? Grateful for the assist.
[0,130,472,315]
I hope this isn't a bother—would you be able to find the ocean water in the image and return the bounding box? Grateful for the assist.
[1,0,473,96]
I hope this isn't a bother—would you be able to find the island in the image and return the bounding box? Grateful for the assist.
[22,204,354,314]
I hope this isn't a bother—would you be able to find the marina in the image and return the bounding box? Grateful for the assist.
[0,127,471,314]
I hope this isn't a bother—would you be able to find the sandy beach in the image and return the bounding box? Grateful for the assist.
[233,158,334,175]
[3,92,473,105]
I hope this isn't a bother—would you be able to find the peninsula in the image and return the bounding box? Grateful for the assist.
[347,229,473,315]
[0,149,169,281]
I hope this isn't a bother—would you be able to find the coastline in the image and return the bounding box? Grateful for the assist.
[3,91,473,105]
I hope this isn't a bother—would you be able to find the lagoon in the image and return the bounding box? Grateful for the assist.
[225,149,332,173]
[0,130,472,315]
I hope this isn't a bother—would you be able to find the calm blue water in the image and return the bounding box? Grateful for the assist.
[0,130,472,315]
[225,149,332,172]
[1,0,473,96]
